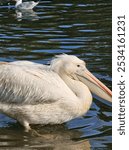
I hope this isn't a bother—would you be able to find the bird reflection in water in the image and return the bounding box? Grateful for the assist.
[15,9,39,21]
[0,123,91,150]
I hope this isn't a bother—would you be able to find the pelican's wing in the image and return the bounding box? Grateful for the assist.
[0,62,72,105]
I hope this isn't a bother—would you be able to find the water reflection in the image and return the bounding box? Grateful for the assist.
[0,123,91,150]
[15,9,39,21]
[0,0,112,149]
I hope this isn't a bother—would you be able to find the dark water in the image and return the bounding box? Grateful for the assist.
[0,0,112,149]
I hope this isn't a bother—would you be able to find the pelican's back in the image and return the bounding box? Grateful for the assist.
[0,62,75,105]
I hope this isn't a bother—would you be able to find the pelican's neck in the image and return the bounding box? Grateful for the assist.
[15,0,22,7]
[61,73,93,112]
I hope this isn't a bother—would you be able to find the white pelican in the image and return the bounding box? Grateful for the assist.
[0,54,112,132]
[12,0,39,10]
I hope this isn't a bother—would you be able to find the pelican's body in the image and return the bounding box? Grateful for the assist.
[0,55,112,131]
[13,0,39,10]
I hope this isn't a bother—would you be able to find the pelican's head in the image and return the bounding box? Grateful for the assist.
[51,54,112,102]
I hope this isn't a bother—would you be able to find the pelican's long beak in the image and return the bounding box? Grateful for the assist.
[77,68,112,102]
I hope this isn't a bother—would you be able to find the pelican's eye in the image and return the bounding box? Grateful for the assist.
[77,65,80,67]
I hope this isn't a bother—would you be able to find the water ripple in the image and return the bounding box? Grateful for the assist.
[0,0,112,149]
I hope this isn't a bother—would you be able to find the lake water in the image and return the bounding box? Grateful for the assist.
[0,0,112,149]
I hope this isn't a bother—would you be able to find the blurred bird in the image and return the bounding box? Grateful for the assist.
[12,0,39,10]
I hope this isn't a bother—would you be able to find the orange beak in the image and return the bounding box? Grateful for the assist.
[77,68,112,102]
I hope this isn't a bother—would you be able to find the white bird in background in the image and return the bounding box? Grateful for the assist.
[12,0,39,10]
[0,54,112,132]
